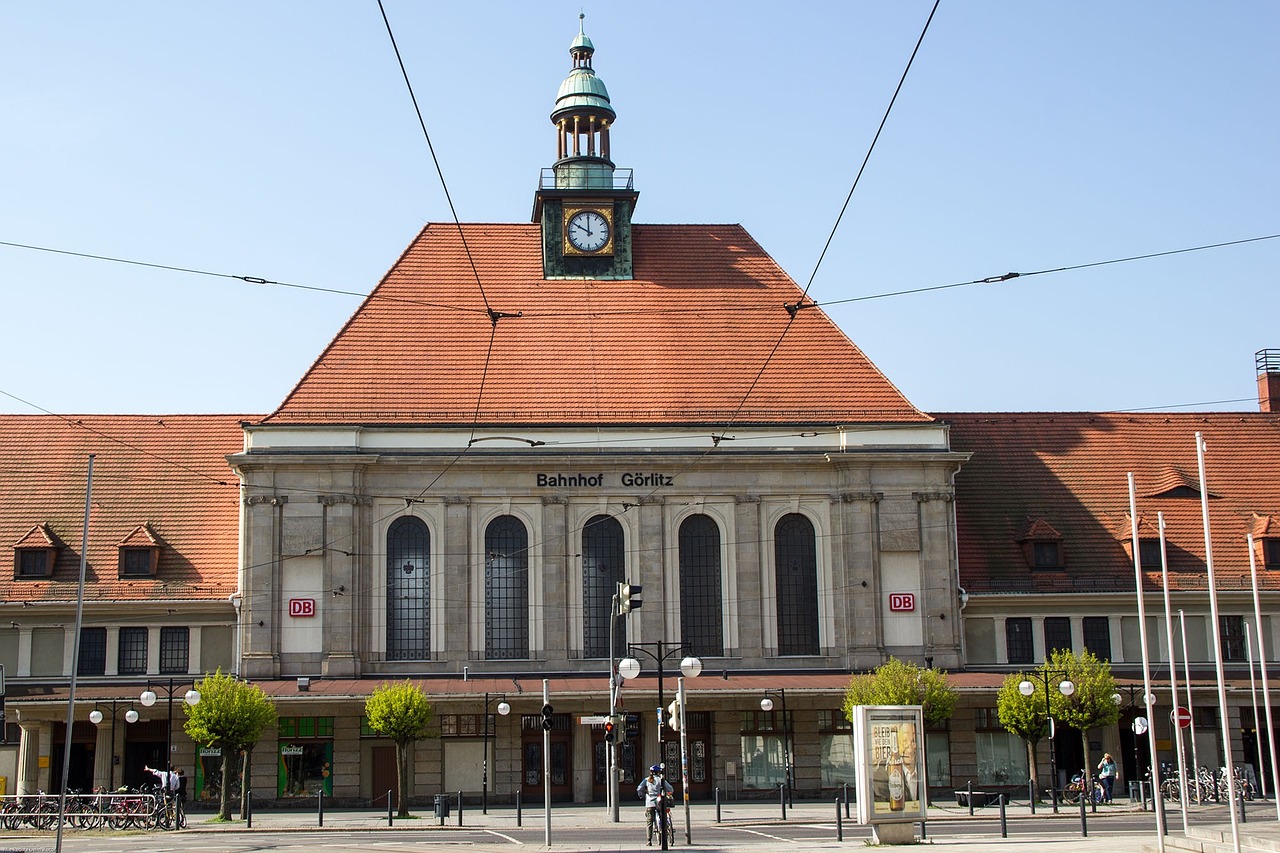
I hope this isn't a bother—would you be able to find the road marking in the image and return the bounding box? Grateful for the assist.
[721,826,799,843]
[483,829,524,844]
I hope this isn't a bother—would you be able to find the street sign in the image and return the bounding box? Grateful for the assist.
[1132,716,1149,735]
[1171,707,1192,729]
[579,715,610,725]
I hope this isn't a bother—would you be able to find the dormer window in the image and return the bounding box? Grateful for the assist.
[1019,518,1064,570]
[13,524,58,580]
[1264,538,1280,570]
[1138,538,1162,569]
[117,524,161,578]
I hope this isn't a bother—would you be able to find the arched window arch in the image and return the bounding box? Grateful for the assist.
[486,515,530,660]
[679,514,723,657]
[582,514,625,658]
[774,513,819,656]
[387,516,430,661]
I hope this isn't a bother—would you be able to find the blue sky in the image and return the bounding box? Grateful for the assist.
[2,2,1276,416]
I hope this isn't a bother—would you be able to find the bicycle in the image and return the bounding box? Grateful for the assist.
[1062,771,1103,806]
[652,793,675,847]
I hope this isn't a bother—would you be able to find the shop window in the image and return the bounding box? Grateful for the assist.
[975,732,1028,786]
[485,515,529,660]
[1083,616,1112,661]
[679,514,724,657]
[775,513,819,656]
[581,514,624,659]
[1044,617,1072,654]
[1005,618,1033,664]
[159,626,189,674]
[118,627,148,675]
[77,627,107,676]
[195,747,242,805]
[740,710,792,790]
[926,730,952,786]
[387,516,430,661]
[277,718,335,799]
[819,710,856,788]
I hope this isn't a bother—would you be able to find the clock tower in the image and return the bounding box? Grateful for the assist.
[533,15,638,280]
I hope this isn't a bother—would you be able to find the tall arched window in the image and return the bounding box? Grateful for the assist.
[679,514,723,657]
[486,515,530,660]
[775,513,819,656]
[582,514,624,659]
[387,516,430,660]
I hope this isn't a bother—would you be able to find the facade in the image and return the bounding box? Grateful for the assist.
[2,21,1277,808]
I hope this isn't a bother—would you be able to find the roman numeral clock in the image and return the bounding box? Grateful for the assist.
[533,15,638,281]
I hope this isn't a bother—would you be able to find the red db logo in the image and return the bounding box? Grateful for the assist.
[888,593,915,612]
[289,598,316,617]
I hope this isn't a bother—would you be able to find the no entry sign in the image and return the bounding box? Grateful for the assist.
[1171,706,1192,729]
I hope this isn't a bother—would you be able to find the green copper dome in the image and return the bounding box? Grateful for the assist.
[553,68,614,120]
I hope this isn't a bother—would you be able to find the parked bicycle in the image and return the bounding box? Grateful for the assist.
[1061,770,1104,806]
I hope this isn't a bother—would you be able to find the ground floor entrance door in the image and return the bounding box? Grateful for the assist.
[522,714,573,803]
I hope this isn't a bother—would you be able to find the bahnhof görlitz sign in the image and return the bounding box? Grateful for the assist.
[535,472,675,488]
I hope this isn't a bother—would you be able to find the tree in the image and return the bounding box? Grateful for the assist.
[842,657,956,728]
[998,650,1119,797]
[183,669,277,820]
[365,680,434,817]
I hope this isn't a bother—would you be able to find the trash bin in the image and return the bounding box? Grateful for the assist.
[434,794,451,818]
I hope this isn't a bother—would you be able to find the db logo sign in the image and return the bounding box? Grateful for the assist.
[289,598,316,617]
[889,593,915,612]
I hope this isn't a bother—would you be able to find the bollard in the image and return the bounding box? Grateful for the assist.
[780,782,787,820]
[967,781,974,816]
[1029,779,1036,815]
[1239,785,1247,823]
[1090,775,1097,814]
[246,790,253,829]
[836,797,843,842]
[516,788,522,827]
[921,819,927,840]
[387,789,393,826]
[843,783,851,819]
[318,789,324,827]
[458,791,464,827]
[999,793,1007,838]
[715,787,721,823]
[1079,786,1088,837]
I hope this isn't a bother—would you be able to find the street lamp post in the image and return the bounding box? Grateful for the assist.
[482,693,511,814]
[760,689,792,805]
[1018,672,1075,812]
[89,700,139,790]
[1111,685,1157,803]
[140,678,201,771]
[618,645,702,853]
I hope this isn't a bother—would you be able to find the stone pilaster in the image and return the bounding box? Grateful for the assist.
[541,497,569,664]
[637,496,665,643]
[242,494,285,678]
[733,495,762,661]
[443,497,471,660]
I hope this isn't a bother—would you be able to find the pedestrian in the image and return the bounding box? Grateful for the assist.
[636,764,673,846]
[1097,753,1117,803]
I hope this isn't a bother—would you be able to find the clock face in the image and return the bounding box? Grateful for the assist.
[566,210,610,252]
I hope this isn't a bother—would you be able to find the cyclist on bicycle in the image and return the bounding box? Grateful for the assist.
[637,764,673,847]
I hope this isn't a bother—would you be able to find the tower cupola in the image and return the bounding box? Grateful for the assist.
[551,13,616,189]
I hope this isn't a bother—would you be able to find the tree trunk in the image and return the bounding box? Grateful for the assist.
[396,740,410,817]
[240,747,252,819]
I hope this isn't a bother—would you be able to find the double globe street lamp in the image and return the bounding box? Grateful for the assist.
[140,679,201,772]
[89,700,139,790]
[1019,673,1075,811]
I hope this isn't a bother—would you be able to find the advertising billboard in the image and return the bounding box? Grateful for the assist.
[853,705,927,825]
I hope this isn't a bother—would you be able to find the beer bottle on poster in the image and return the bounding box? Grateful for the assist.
[888,751,906,811]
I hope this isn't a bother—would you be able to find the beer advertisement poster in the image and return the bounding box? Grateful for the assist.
[852,705,927,825]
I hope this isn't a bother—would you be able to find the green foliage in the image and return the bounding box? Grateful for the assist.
[842,658,956,728]
[1048,649,1120,734]
[184,669,277,751]
[365,680,434,745]
[997,672,1048,742]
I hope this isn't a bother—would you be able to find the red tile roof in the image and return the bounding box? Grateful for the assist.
[938,412,1280,594]
[263,223,929,426]
[0,415,248,603]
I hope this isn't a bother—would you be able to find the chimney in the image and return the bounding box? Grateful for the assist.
[1258,349,1280,413]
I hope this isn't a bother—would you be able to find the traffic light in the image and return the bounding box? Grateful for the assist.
[604,716,617,743]
[541,703,554,731]
[667,698,681,732]
[619,582,643,614]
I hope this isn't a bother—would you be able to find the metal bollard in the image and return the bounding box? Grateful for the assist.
[516,788,522,827]
[836,797,843,842]
[1029,779,1036,815]
[1239,785,1247,823]
[388,789,394,826]
[1141,779,1148,811]
[920,818,927,840]
[967,781,974,817]
[843,782,851,819]
[715,787,721,823]
[1079,787,1088,837]
[318,789,324,827]
[780,782,787,820]
[999,793,1007,838]
[458,791,464,827]
[246,790,253,829]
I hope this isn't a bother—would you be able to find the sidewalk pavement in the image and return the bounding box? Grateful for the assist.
[178,796,1236,852]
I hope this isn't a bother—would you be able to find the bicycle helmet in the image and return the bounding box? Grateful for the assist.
[650,764,662,773]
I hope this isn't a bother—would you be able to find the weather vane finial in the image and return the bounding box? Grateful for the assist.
[579,10,585,32]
